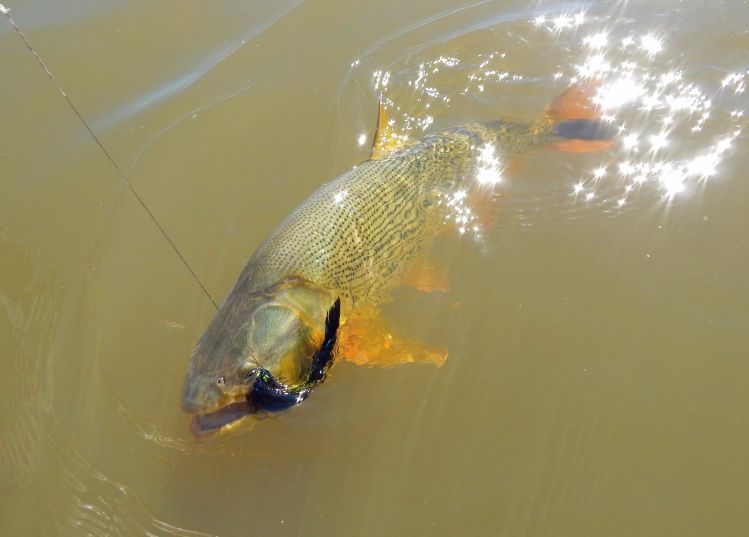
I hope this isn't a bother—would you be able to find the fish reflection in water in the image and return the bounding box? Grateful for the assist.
[181,80,616,438]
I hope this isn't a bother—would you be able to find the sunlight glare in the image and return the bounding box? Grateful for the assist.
[367,13,744,215]
[475,143,502,186]
[639,34,664,56]
[595,76,646,109]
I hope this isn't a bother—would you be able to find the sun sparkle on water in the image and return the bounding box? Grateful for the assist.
[533,13,745,208]
[362,9,745,228]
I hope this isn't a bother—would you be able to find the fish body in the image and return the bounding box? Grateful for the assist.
[182,88,611,437]
[242,120,554,304]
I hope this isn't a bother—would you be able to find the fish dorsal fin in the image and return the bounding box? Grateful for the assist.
[370,100,391,159]
[370,100,411,159]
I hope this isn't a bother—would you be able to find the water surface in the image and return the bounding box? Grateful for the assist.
[1,0,748,535]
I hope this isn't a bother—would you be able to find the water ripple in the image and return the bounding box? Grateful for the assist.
[0,236,215,536]
[336,3,746,235]
[92,0,303,134]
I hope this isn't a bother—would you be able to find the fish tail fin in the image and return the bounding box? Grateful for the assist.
[554,118,612,140]
[545,80,615,153]
[546,79,600,121]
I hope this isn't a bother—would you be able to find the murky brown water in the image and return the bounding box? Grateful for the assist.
[2,0,749,535]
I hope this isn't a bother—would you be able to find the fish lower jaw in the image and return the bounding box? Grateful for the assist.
[189,399,253,438]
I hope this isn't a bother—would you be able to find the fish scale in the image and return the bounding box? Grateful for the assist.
[237,119,556,306]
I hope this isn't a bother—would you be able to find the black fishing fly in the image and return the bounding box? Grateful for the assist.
[245,298,341,413]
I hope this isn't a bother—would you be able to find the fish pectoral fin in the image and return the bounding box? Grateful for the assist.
[402,257,451,293]
[370,101,411,159]
[337,308,447,367]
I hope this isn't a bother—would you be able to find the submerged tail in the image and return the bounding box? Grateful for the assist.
[546,80,615,153]
[554,118,614,141]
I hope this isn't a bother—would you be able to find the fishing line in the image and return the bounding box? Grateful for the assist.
[1,4,219,311]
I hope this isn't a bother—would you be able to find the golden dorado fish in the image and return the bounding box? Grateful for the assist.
[181,82,612,437]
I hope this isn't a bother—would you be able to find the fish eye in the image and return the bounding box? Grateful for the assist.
[216,376,226,386]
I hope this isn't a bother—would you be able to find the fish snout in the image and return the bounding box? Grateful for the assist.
[181,379,223,414]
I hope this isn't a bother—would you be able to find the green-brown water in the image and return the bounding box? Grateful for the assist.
[2,1,748,536]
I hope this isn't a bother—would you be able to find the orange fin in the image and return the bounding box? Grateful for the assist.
[549,139,615,153]
[370,100,389,159]
[370,101,411,159]
[468,188,503,231]
[402,257,451,292]
[504,158,527,175]
[467,159,529,230]
[545,80,615,153]
[546,79,601,121]
[338,307,447,367]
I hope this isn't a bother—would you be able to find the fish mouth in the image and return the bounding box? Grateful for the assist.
[190,400,253,438]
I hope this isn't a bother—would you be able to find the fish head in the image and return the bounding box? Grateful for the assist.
[181,278,335,437]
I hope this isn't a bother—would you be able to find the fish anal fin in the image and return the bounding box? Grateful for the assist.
[338,308,447,367]
[402,257,451,293]
[468,187,504,232]
[466,158,529,231]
